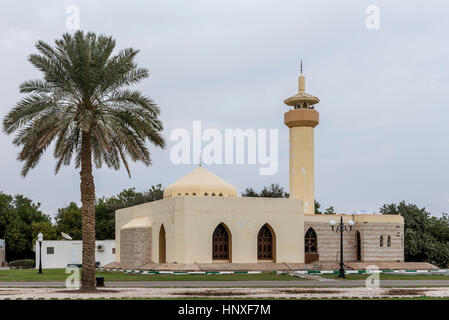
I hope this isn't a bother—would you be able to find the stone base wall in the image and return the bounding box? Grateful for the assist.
[304,222,356,262]
[120,227,152,269]
[304,221,404,262]
[357,222,404,262]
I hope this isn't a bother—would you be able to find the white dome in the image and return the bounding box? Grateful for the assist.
[164,167,237,198]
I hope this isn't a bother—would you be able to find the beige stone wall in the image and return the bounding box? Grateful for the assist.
[116,198,405,265]
[356,222,404,262]
[119,227,152,269]
[304,221,356,262]
[289,126,315,214]
[115,198,179,263]
[182,196,304,263]
[304,214,404,262]
[116,196,304,264]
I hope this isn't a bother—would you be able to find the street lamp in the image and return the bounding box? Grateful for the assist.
[37,232,43,274]
[329,217,354,278]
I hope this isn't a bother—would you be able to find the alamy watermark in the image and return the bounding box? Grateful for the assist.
[65,5,80,30]
[365,5,380,30]
[65,266,80,289]
[170,121,278,175]
[365,265,380,290]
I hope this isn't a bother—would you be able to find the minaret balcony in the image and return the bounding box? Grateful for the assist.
[284,108,319,128]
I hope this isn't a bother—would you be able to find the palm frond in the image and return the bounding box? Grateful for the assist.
[3,30,165,176]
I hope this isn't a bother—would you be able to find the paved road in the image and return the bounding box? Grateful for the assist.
[1,280,449,288]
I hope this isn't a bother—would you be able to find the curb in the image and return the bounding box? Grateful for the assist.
[291,269,449,275]
[98,268,449,275]
[98,269,265,275]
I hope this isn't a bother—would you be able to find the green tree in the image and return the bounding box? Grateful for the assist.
[95,185,164,239]
[241,188,259,197]
[242,186,334,215]
[260,184,288,198]
[324,206,336,215]
[54,202,82,240]
[314,200,322,214]
[0,193,14,240]
[94,200,115,240]
[3,31,165,291]
[242,184,288,198]
[380,201,449,267]
[0,193,51,261]
[314,201,336,214]
[144,184,164,202]
[31,221,57,242]
[54,185,164,241]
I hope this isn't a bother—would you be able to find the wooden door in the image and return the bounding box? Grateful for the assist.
[305,227,319,264]
[257,225,273,260]
[213,224,229,260]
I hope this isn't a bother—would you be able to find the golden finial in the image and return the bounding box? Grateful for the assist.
[300,59,303,74]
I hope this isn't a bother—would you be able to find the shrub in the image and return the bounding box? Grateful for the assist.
[8,259,34,269]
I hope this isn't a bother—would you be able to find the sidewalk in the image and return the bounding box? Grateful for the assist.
[0,287,448,299]
[106,261,438,271]
[2,280,449,288]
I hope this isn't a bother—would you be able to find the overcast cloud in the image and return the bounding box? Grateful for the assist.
[0,0,448,218]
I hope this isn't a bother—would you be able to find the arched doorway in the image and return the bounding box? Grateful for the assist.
[305,227,319,264]
[159,224,166,263]
[356,231,361,261]
[257,224,276,261]
[212,223,231,261]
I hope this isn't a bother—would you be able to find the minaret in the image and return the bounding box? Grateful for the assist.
[284,61,320,214]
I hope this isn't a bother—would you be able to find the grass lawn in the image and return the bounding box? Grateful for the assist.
[2,269,448,282]
[0,269,308,282]
[320,273,449,280]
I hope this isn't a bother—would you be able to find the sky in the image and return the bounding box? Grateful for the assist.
[0,0,448,218]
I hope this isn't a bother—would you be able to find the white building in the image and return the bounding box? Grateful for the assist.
[35,240,115,269]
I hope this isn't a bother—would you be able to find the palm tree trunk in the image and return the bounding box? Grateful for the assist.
[80,131,96,291]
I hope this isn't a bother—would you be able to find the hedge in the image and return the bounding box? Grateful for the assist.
[8,259,35,269]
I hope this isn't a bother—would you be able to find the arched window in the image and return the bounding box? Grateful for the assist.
[204,192,208,196]
[387,235,391,247]
[212,223,231,260]
[305,228,318,254]
[219,193,223,197]
[258,224,275,261]
[211,193,216,196]
[380,235,384,247]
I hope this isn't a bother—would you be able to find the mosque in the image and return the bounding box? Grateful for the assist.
[114,68,404,269]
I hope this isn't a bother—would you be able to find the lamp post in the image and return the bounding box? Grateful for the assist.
[329,217,354,278]
[37,232,43,274]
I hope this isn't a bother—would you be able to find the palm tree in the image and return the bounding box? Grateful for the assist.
[3,31,165,291]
